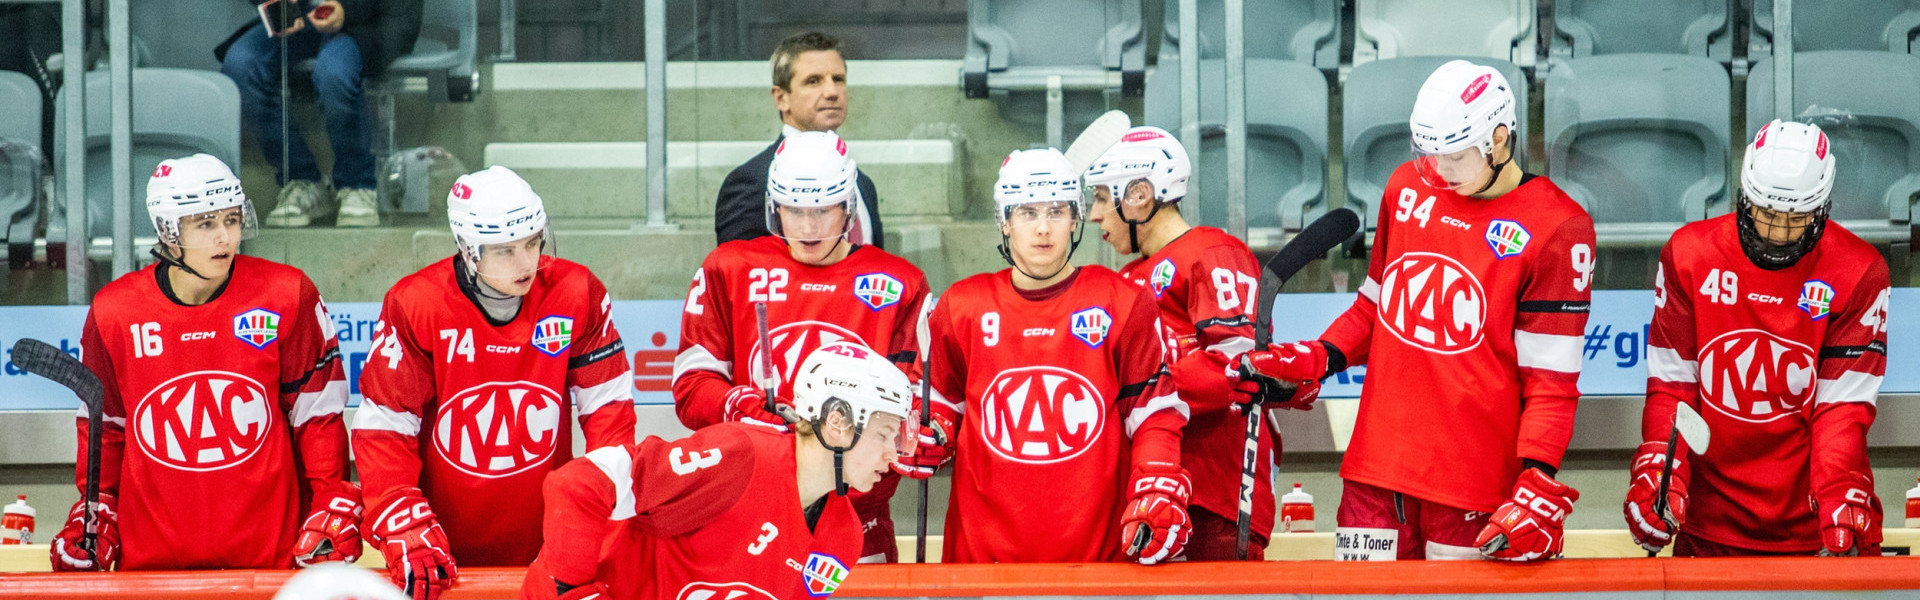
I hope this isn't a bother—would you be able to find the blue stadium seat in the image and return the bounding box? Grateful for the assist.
[1342,56,1529,231]
[390,0,480,102]
[1354,0,1538,67]
[1145,58,1328,232]
[1751,0,1920,56]
[131,0,258,71]
[962,0,1147,98]
[1550,0,1731,62]
[1545,54,1730,245]
[0,70,43,269]
[1158,0,1341,69]
[1747,51,1920,244]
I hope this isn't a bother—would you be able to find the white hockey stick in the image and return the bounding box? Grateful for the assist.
[1062,110,1133,174]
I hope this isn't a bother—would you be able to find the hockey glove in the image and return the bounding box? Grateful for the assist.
[1229,354,1324,413]
[49,493,118,572]
[1121,461,1191,565]
[1476,468,1579,562]
[891,411,955,479]
[722,385,790,432]
[1816,472,1877,557]
[1623,441,1687,554]
[294,481,365,566]
[1241,341,1330,384]
[370,490,458,600]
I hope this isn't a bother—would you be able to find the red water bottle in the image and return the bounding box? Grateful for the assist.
[1280,483,1315,533]
[1,495,34,545]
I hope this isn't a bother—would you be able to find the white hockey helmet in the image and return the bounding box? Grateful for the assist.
[447,166,552,277]
[272,563,408,600]
[994,147,1083,226]
[1084,126,1191,205]
[1736,119,1836,269]
[1409,60,1517,191]
[791,340,916,457]
[766,130,859,242]
[146,153,256,247]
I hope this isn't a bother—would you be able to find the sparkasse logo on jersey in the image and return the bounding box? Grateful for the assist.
[1697,329,1815,423]
[978,366,1105,464]
[1069,307,1112,348]
[1150,259,1177,297]
[1484,219,1530,259]
[852,273,904,310]
[233,308,281,349]
[134,371,273,471]
[676,582,777,600]
[1798,280,1834,320]
[1377,252,1486,354]
[803,553,849,597]
[531,315,574,356]
[434,381,562,477]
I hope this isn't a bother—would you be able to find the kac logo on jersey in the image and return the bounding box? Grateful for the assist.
[233,308,281,349]
[1484,220,1531,259]
[676,582,777,600]
[748,321,869,399]
[434,381,562,477]
[802,553,849,597]
[852,273,904,311]
[1798,280,1834,320]
[133,371,273,471]
[1697,329,1816,423]
[1069,307,1112,349]
[1150,259,1177,297]
[531,315,574,357]
[1377,252,1487,354]
[979,366,1106,464]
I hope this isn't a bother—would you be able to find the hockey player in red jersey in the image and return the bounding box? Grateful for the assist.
[916,147,1189,564]
[523,341,915,600]
[353,166,636,599]
[1084,126,1317,560]
[673,130,931,562]
[55,154,357,571]
[1238,60,1596,562]
[1627,120,1890,558]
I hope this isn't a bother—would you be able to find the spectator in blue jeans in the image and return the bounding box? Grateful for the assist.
[216,0,419,227]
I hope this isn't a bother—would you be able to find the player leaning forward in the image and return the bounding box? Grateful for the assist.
[524,341,915,600]
[1626,120,1891,558]
[918,148,1190,564]
[57,154,358,571]
[672,130,931,563]
[353,166,637,598]
[1240,60,1596,561]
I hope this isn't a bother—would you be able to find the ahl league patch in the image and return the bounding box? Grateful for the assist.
[1149,259,1177,297]
[1798,280,1834,320]
[531,315,575,357]
[853,273,904,311]
[1484,219,1531,259]
[233,308,281,349]
[803,553,849,597]
[1070,307,1112,349]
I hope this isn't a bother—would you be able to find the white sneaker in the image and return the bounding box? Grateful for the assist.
[267,180,333,228]
[335,188,380,227]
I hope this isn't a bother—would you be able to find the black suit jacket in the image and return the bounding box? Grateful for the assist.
[716,136,884,249]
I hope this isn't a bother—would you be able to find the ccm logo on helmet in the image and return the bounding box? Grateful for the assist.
[1697,329,1815,423]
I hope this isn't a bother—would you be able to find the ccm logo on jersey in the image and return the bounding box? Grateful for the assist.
[134,371,273,471]
[1023,328,1055,338]
[179,331,217,341]
[1697,329,1815,423]
[1069,307,1112,348]
[233,308,281,349]
[1377,252,1486,354]
[1484,220,1530,259]
[1149,259,1177,297]
[800,283,837,293]
[1798,280,1834,320]
[433,381,562,477]
[675,582,777,600]
[531,315,574,357]
[1746,293,1784,305]
[853,273,904,311]
[979,367,1105,464]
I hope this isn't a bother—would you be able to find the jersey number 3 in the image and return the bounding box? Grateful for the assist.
[669,447,722,476]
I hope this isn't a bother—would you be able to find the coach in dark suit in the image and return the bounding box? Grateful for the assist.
[714,32,884,249]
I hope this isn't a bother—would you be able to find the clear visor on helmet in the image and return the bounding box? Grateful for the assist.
[161,202,260,249]
[999,200,1083,229]
[460,229,556,280]
[863,408,917,458]
[1086,178,1156,212]
[766,199,854,243]
[1411,142,1491,192]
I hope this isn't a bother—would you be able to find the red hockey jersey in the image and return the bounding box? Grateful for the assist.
[77,256,350,569]
[354,256,636,567]
[673,236,930,558]
[1117,226,1273,542]
[522,423,864,600]
[1644,216,1889,552]
[927,267,1184,563]
[1320,167,1596,512]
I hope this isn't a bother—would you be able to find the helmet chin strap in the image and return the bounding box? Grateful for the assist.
[150,245,213,281]
[998,224,1084,282]
[1466,146,1515,197]
[1121,199,1166,255]
[812,403,864,496]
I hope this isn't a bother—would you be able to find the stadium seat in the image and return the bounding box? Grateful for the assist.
[1144,58,1328,233]
[48,68,242,251]
[1353,0,1538,67]
[1747,51,1920,244]
[130,0,258,71]
[1549,0,1731,62]
[1342,56,1529,231]
[389,0,480,103]
[962,0,1147,98]
[1545,54,1730,245]
[0,70,43,269]
[1158,0,1341,69]
[1751,0,1920,56]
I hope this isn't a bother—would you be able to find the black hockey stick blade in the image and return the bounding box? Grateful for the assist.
[1261,208,1362,287]
[11,338,105,562]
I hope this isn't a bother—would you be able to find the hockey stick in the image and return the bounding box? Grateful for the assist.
[10,338,104,563]
[915,297,936,563]
[1233,208,1361,559]
[752,300,802,425]
[1648,401,1711,557]
[1062,110,1133,175]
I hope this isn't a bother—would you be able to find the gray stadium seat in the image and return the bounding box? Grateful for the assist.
[0,71,43,268]
[1752,0,1920,56]
[1747,51,1920,244]
[48,68,242,247]
[1550,0,1731,62]
[131,0,259,71]
[1545,54,1730,245]
[1354,0,1538,67]
[962,0,1147,98]
[389,0,479,102]
[1145,58,1328,232]
[1342,56,1529,231]
[1158,0,1341,69]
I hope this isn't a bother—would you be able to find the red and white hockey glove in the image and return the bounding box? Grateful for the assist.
[370,490,459,600]
[49,493,119,572]
[1241,341,1329,384]
[891,411,955,479]
[1815,473,1877,557]
[1121,462,1191,565]
[722,385,789,432]
[1226,357,1323,413]
[1476,468,1579,562]
[294,481,365,566]
[1623,441,1688,553]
